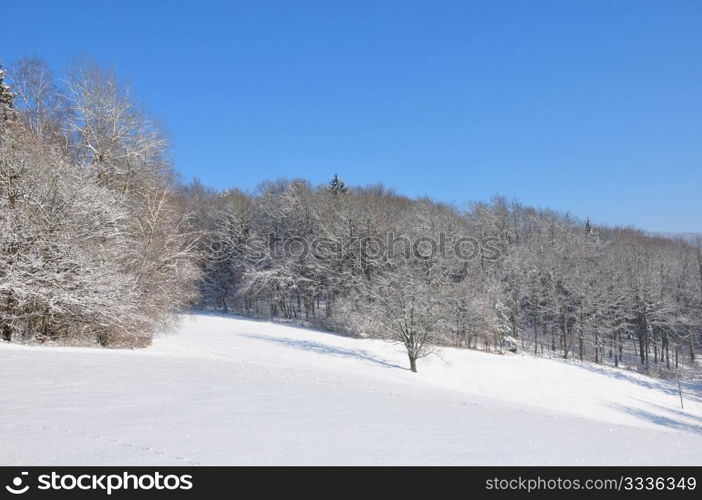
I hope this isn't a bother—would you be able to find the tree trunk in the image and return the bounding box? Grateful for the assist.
[551,324,556,352]
[594,330,600,363]
[408,355,417,373]
[578,308,584,361]
[533,314,538,355]
[511,311,520,348]
[1,323,11,342]
[561,308,568,359]
[637,311,647,365]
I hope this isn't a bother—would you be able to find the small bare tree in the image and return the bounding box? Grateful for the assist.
[358,259,452,372]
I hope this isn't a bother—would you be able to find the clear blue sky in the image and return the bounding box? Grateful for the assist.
[3,0,701,232]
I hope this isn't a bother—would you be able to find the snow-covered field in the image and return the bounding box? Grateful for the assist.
[1,313,701,465]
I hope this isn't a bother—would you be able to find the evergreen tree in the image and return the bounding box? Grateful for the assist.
[328,173,348,194]
[0,63,16,123]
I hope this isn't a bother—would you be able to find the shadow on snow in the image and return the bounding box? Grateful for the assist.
[241,333,408,371]
[608,403,702,435]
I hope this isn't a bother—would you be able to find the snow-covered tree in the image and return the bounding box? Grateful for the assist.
[0,64,14,119]
[1,58,200,347]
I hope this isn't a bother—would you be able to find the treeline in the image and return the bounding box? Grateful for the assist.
[0,59,199,346]
[2,58,701,376]
[183,176,702,375]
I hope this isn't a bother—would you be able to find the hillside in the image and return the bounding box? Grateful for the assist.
[1,313,701,465]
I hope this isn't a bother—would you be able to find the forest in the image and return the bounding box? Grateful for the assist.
[2,58,701,376]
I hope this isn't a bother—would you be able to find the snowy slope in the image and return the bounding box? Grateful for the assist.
[1,313,701,465]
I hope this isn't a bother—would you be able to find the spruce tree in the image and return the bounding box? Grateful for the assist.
[328,173,348,194]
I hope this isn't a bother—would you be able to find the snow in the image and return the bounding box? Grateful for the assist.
[1,313,701,465]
